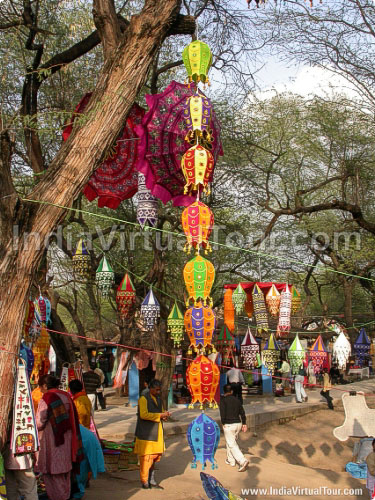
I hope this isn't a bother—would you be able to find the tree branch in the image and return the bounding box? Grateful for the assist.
[92,0,121,62]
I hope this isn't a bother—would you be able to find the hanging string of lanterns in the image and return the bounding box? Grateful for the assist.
[167,302,185,348]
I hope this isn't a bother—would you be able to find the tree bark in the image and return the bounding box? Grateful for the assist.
[343,280,355,343]
[0,0,185,447]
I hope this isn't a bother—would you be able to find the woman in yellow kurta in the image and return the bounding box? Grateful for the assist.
[69,379,92,429]
[134,379,170,489]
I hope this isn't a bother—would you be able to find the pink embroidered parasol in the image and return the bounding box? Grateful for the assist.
[135,81,223,207]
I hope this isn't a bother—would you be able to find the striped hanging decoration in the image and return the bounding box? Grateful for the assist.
[276,285,292,337]
[223,289,235,333]
[266,284,280,318]
[252,284,269,333]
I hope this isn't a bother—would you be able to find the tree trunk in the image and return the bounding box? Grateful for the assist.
[343,280,355,343]
[0,0,184,446]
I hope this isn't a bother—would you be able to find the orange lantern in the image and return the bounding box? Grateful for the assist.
[181,201,214,254]
[184,305,216,354]
[181,145,214,195]
[186,355,219,409]
[183,255,215,306]
[266,284,280,318]
[224,289,235,332]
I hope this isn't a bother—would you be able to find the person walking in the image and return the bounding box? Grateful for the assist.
[280,359,291,388]
[69,379,92,429]
[82,363,102,414]
[320,368,334,410]
[134,379,170,489]
[94,366,106,411]
[226,362,245,404]
[219,384,249,472]
[294,366,308,403]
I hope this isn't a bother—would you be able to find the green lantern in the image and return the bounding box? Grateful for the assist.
[288,334,305,374]
[167,302,184,347]
[182,40,212,84]
[232,284,246,314]
[95,256,115,298]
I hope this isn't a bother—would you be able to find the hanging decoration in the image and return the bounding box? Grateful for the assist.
[19,343,34,378]
[34,295,51,326]
[200,472,245,500]
[215,326,235,364]
[72,239,91,277]
[183,255,215,306]
[23,299,35,342]
[252,284,269,333]
[141,288,160,331]
[95,256,115,298]
[135,81,223,207]
[63,94,144,209]
[266,284,281,318]
[232,284,246,314]
[332,329,351,369]
[186,355,219,409]
[276,285,292,337]
[183,94,213,148]
[288,334,305,374]
[224,289,235,333]
[261,334,280,375]
[182,40,212,85]
[308,335,328,374]
[244,292,253,318]
[187,414,220,470]
[59,365,70,392]
[291,286,301,315]
[181,144,214,195]
[184,306,216,354]
[354,328,371,366]
[167,302,185,348]
[30,325,50,385]
[11,359,39,455]
[116,273,136,319]
[181,201,214,254]
[137,172,158,229]
[241,326,260,370]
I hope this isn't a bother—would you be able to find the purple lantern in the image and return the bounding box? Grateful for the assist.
[187,413,220,470]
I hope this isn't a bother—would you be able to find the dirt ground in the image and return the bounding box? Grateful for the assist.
[85,407,367,500]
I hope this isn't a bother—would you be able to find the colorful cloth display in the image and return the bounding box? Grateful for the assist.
[184,305,216,353]
[181,144,214,195]
[224,289,235,333]
[135,81,223,206]
[19,343,34,377]
[11,360,39,455]
[308,335,328,374]
[116,273,136,318]
[276,285,292,337]
[95,256,115,298]
[167,302,184,347]
[186,355,219,408]
[141,288,160,331]
[266,284,280,318]
[183,94,213,148]
[187,414,219,470]
[252,284,269,333]
[215,326,235,364]
[232,284,246,314]
[354,328,371,366]
[261,334,280,375]
[137,172,158,229]
[200,472,245,500]
[34,295,51,325]
[241,327,259,369]
[288,334,305,374]
[181,201,214,254]
[183,255,215,306]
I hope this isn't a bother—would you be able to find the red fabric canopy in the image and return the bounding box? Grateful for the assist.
[224,282,291,294]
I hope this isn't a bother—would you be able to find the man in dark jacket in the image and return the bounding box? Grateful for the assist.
[219,384,249,472]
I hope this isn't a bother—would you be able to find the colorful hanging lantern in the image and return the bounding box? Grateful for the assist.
[187,414,220,470]
[72,239,90,277]
[183,94,213,148]
[95,256,115,298]
[34,295,51,325]
[137,172,158,229]
[183,255,215,306]
[232,284,246,314]
[182,40,212,84]
[141,288,160,331]
[30,325,50,385]
[215,326,235,364]
[241,326,260,370]
[308,335,328,374]
[291,286,301,315]
[19,342,34,377]
[244,292,253,318]
[23,299,35,341]
[261,333,280,375]
[288,334,305,374]
[116,273,136,319]
[167,302,184,348]
[224,289,235,333]
[186,355,219,408]
[276,285,292,337]
[184,305,216,353]
[266,284,280,318]
[181,144,214,196]
[332,329,351,369]
[181,201,214,254]
[135,81,223,207]
[252,284,269,333]
[200,472,245,500]
[354,328,371,366]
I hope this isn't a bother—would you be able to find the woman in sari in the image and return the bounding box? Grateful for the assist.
[36,375,83,500]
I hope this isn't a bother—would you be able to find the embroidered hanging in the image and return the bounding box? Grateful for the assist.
[266,284,280,318]
[241,326,259,370]
[187,414,220,470]
[252,284,269,333]
[276,285,292,337]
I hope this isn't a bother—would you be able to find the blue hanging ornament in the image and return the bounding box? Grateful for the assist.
[19,343,34,378]
[187,414,220,470]
[141,288,160,331]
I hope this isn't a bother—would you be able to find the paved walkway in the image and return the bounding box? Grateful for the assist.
[95,378,375,441]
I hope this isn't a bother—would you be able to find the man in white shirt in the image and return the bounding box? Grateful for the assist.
[226,362,245,404]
